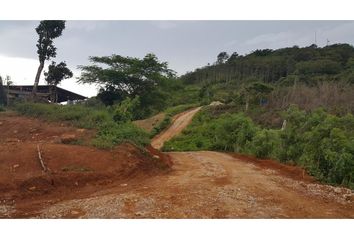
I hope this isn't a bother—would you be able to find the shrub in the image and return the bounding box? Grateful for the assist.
[112,97,140,123]
[12,102,151,149]
[247,129,281,158]
[164,105,354,189]
[211,113,259,152]
[92,122,150,149]
[150,116,171,137]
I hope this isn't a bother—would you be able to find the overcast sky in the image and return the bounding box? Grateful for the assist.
[1,20,354,97]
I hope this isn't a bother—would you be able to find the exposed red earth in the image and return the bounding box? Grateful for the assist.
[0,110,353,218]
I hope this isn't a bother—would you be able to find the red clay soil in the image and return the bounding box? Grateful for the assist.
[229,153,316,183]
[1,110,353,218]
[0,112,171,218]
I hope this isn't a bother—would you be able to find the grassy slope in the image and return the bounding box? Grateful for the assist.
[13,102,150,149]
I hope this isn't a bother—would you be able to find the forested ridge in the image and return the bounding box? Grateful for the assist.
[182,44,354,86]
[179,44,354,110]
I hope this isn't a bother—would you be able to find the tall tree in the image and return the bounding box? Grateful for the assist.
[44,61,73,86]
[78,53,176,117]
[44,61,73,103]
[216,52,229,64]
[227,52,239,63]
[78,53,175,96]
[32,20,66,96]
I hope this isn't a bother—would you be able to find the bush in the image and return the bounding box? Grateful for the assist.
[92,122,150,149]
[247,129,281,158]
[12,102,151,149]
[211,113,259,152]
[150,116,172,137]
[112,97,140,123]
[13,102,110,129]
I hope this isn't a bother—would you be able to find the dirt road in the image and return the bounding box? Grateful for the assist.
[151,107,201,149]
[39,107,353,218]
[1,109,353,218]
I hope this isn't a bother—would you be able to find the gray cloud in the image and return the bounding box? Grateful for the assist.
[1,20,353,96]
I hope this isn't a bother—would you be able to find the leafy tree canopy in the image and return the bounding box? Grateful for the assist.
[78,53,177,118]
[216,52,229,64]
[36,20,66,62]
[44,61,73,86]
[78,53,175,98]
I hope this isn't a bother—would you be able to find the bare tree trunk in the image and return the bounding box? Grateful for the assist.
[32,61,44,97]
[245,95,249,112]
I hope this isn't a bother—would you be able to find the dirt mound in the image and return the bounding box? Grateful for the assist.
[0,111,95,144]
[0,112,171,218]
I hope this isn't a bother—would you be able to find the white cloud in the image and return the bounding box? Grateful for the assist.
[0,55,39,84]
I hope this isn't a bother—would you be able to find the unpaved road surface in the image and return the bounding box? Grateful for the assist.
[151,107,201,149]
[39,107,353,218]
[1,109,353,218]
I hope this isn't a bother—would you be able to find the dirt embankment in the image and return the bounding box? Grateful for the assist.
[0,112,171,218]
[1,109,353,218]
[133,112,165,133]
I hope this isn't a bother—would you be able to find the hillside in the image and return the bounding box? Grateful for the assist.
[177,44,354,114]
[160,44,354,189]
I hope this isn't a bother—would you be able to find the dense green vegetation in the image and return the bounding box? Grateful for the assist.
[13,102,150,149]
[163,106,354,189]
[181,44,354,107]
[92,121,150,149]
[77,53,197,119]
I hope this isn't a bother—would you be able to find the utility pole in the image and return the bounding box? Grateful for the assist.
[326,39,330,46]
[315,31,317,45]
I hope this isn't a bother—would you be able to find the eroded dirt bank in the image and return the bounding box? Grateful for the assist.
[0,112,171,218]
[0,109,353,218]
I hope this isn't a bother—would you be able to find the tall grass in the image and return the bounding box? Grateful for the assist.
[13,102,150,149]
